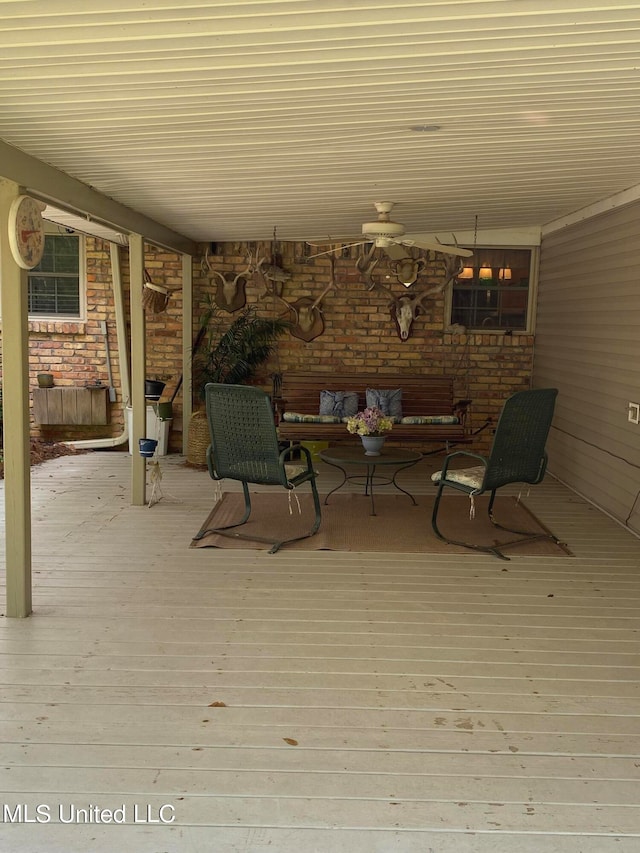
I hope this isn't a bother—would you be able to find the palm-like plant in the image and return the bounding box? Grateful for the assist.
[192,302,290,401]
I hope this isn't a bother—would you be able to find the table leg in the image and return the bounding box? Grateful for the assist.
[392,460,419,505]
[322,462,348,505]
[366,464,376,515]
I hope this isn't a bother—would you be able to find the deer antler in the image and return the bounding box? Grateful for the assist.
[413,280,447,310]
[442,253,464,286]
[356,245,385,292]
[309,253,336,310]
[408,255,462,311]
[273,291,299,322]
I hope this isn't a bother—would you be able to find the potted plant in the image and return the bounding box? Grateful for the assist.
[187,301,290,464]
[346,406,394,455]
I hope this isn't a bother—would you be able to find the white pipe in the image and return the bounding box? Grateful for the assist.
[64,242,131,449]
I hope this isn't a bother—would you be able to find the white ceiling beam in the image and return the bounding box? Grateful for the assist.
[0,139,197,255]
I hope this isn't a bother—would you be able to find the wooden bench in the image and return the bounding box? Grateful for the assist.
[275,372,472,450]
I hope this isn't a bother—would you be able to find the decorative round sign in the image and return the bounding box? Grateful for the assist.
[8,194,45,269]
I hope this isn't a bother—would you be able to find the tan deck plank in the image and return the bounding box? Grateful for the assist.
[2,666,640,696]
[1,824,637,853]
[1,706,637,751]
[3,766,640,810]
[2,742,639,773]
[2,650,640,671]
[1,790,639,835]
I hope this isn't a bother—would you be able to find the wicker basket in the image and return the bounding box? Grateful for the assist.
[187,410,210,465]
[142,281,170,313]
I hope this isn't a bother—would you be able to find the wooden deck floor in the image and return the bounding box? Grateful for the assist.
[1,451,639,852]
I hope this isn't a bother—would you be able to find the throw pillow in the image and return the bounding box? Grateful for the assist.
[319,390,359,418]
[366,388,403,420]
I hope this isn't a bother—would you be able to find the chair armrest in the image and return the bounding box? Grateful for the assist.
[278,443,315,480]
[440,450,488,478]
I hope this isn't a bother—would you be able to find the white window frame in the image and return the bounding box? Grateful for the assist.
[27,226,86,322]
[445,246,539,334]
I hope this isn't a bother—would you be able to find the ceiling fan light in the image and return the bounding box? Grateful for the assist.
[499,266,512,281]
[479,265,493,280]
[458,266,473,279]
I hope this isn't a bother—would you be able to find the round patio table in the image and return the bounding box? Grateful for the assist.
[319,445,422,516]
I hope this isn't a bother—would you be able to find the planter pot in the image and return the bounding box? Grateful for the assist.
[37,373,54,388]
[153,401,173,420]
[361,435,386,456]
[126,407,172,456]
[145,379,166,401]
[139,437,158,458]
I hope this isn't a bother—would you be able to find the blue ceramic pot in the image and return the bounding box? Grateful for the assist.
[360,435,385,456]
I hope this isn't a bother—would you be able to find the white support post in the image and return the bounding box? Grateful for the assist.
[129,234,147,505]
[0,179,32,617]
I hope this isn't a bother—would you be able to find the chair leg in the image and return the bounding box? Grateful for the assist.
[486,489,561,551]
[192,482,252,541]
[431,487,558,559]
[431,485,511,561]
[267,480,323,554]
[195,481,322,554]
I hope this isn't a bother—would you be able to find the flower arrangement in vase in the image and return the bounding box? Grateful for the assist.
[346,407,394,455]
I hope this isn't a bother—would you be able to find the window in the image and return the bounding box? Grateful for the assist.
[28,233,82,318]
[450,247,535,332]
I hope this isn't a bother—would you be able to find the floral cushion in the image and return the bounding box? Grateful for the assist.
[319,390,359,418]
[366,388,403,420]
[431,465,486,490]
[284,463,310,480]
[401,415,460,425]
[282,412,341,423]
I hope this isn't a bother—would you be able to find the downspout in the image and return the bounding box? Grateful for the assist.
[64,241,131,449]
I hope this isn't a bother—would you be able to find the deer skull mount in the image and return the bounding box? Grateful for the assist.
[390,292,438,341]
[356,247,449,341]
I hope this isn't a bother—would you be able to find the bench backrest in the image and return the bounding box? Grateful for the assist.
[280,373,455,417]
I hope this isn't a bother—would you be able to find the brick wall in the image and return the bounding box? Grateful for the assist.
[26,238,123,442]
[5,238,534,455]
[195,242,534,454]
[19,238,186,448]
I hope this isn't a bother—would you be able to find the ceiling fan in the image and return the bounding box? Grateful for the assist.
[360,201,473,258]
[304,201,473,260]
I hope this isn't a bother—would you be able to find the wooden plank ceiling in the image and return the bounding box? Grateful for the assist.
[2,1,640,244]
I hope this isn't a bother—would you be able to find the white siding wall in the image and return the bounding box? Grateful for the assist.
[534,202,640,534]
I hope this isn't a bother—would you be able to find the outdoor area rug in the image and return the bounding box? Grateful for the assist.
[191,491,572,556]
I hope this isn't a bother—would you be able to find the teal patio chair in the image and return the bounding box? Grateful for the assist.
[431,387,559,560]
[193,383,322,553]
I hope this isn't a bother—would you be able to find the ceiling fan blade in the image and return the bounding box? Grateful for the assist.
[400,235,473,257]
[304,240,366,259]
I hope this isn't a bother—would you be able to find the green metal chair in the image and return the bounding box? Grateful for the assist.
[431,388,559,560]
[193,383,322,553]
